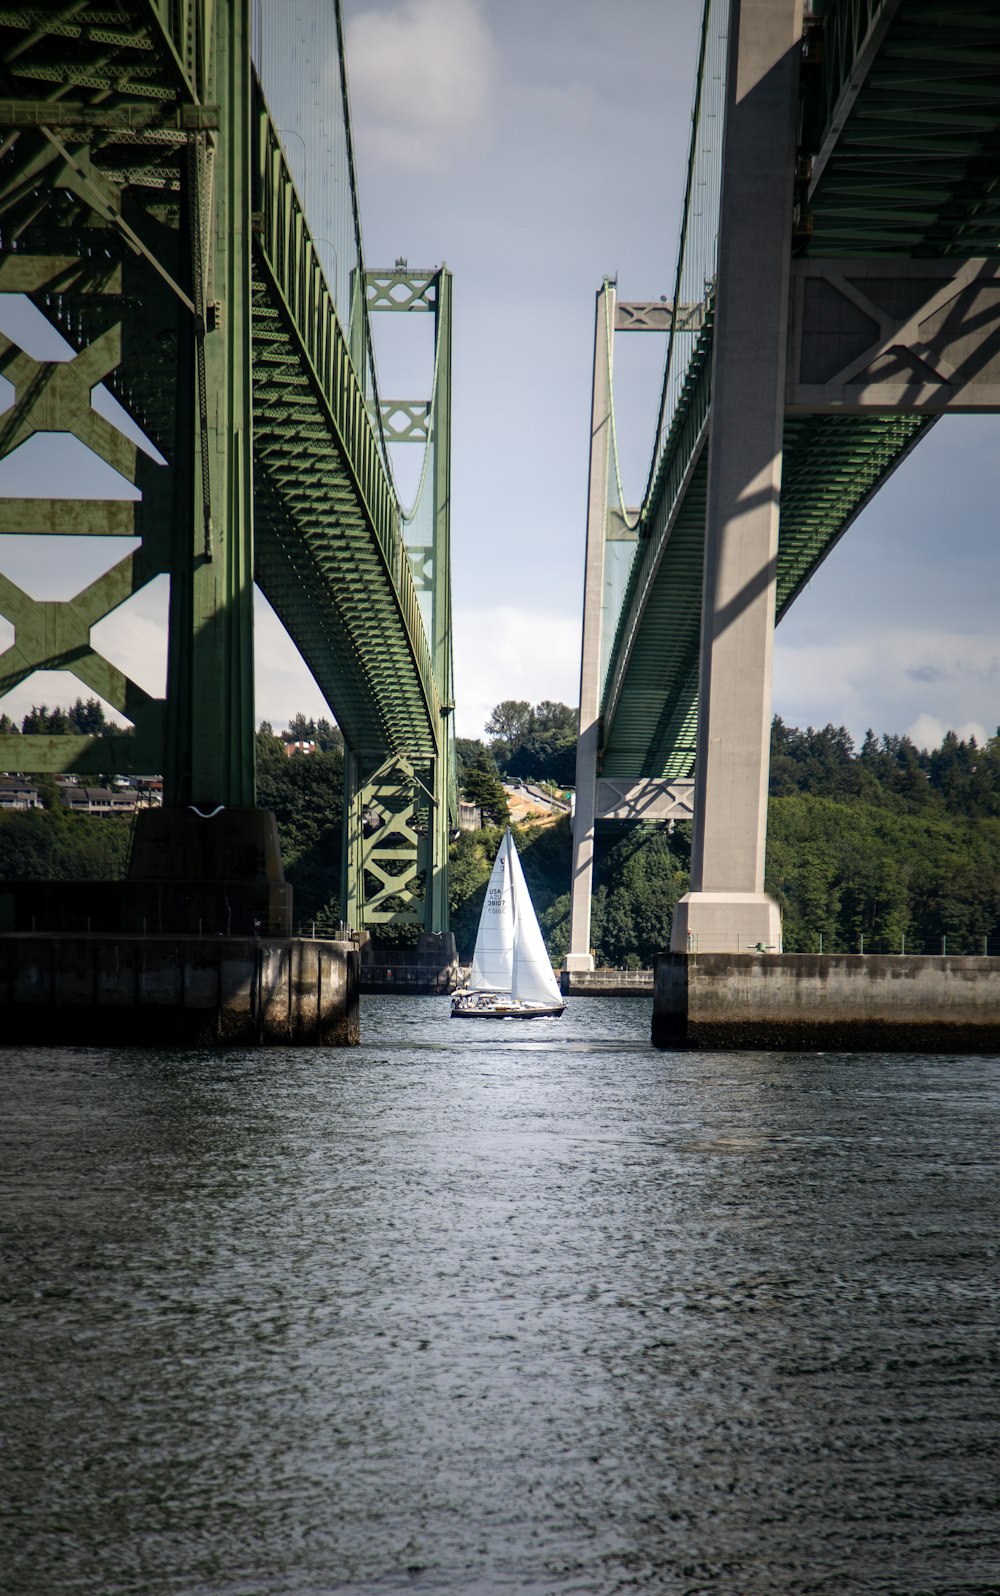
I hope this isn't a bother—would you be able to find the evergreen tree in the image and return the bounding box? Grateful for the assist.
[462,747,509,826]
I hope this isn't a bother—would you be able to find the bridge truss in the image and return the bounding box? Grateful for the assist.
[0,0,455,935]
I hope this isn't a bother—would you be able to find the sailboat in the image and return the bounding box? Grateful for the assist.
[451,828,565,1018]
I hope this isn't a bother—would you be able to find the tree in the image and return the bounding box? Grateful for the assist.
[485,699,535,763]
[533,700,577,735]
[315,716,343,752]
[506,729,577,786]
[454,737,487,781]
[462,748,509,826]
[0,807,130,881]
[257,723,344,930]
[286,712,317,744]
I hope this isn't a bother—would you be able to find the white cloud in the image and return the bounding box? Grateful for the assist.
[0,671,131,728]
[347,0,497,171]
[454,604,580,739]
[906,713,989,751]
[90,577,169,698]
[773,625,1000,747]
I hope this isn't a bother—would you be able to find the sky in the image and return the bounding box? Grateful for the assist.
[0,0,997,753]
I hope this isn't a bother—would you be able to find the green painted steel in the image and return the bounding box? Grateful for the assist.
[250,105,442,757]
[0,1,455,931]
[803,0,1000,258]
[336,265,455,932]
[599,0,1000,781]
[0,1,212,792]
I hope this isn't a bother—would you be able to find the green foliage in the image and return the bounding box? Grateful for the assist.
[766,795,1000,953]
[533,700,577,735]
[461,747,509,826]
[282,712,343,751]
[506,729,576,786]
[256,725,344,931]
[484,698,535,759]
[591,827,689,966]
[454,737,486,781]
[449,824,504,958]
[0,807,130,881]
[19,698,126,736]
[483,698,578,780]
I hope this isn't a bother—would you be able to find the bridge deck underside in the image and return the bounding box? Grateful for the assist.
[601,406,928,780]
[251,281,436,757]
[806,0,1000,257]
[601,0,1000,783]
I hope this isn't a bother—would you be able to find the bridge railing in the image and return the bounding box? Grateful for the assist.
[644,0,727,501]
[252,83,441,740]
[802,0,898,183]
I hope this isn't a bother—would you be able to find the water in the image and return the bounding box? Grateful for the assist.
[2,996,998,1595]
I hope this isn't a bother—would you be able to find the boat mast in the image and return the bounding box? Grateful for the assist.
[506,828,519,999]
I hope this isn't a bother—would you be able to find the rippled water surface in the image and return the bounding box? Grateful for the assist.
[2,996,998,1594]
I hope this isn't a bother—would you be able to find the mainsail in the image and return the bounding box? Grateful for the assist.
[467,830,561,1006]
[468,836,514,992]
[507,837,563,1006]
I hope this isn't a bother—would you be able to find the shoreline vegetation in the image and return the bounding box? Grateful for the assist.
[2,701,999,964]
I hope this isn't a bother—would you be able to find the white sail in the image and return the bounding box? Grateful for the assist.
[468,836,514,991]
[507,833,563,1006]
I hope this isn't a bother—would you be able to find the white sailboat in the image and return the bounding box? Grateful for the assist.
[451,828,565,1018]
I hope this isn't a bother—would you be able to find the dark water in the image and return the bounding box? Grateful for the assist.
[1,997,998,1596]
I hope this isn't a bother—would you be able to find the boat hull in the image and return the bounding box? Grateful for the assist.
[450,993,564,1019]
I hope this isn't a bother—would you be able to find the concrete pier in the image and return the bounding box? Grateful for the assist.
[654,952,1000,1052]
[561,968,653,996]
[0,934,360,1047]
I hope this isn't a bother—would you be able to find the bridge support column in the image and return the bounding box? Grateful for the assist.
[164,0,256,813]
[566,282,615,973]
[671,0,802,955]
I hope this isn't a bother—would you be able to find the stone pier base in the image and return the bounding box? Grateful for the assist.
[0,934,360,1047]
[653,952,1000,1052]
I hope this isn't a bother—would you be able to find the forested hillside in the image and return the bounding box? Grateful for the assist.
[3,705,999,961]
[458,711,1000,963]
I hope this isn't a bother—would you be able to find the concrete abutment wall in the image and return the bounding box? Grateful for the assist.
[654,952,1000,1052]
[0,935,360,1047]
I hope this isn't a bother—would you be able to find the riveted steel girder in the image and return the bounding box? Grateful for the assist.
[802,0,1000,258]
[250,95,441,760]
[0,0,255,803]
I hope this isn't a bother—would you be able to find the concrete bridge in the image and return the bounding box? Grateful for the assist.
[565,0,1000,1045]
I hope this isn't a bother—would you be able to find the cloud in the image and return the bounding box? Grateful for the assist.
[347,0,497,171]
[906,713,989,751]
[773,625,1000,746]
[454,604,580,739]
[0,670,132,728]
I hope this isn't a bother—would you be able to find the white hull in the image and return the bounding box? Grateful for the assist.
[451,990,564,1019]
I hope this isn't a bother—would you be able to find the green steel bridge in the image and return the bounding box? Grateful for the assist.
[0,0,455,935]
[569,0,1000,963]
